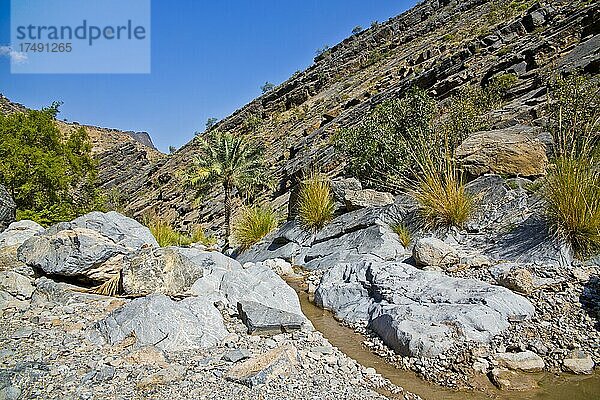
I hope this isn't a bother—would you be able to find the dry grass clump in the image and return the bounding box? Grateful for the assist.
[543,156,600,258]
[144,215,215,247]
[412,162,472,229]
[391,223,412,247]
[298,172,335,231]
[233,205,279,250]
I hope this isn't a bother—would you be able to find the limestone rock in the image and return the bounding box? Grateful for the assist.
[331,177,362,202]
[18,228,129,283]
[0,220,44,248]
[219,263,308,331]
[121,247,236,296]
[455,127,548,178]
[316,260,535,357]
[562,350,595,374]
[226,345,300,387]
[413,237,460,269]
[497,267,535,295]
[93,294,228,351]
[237,301,306,335]
[489,368,538,390]
[260,258,294,276]
[18,212,157,283]
[0,271,34,300]
[494,351,545,372]
[343,189,395,210]
[48,211,158,249]
[0,185,16,232]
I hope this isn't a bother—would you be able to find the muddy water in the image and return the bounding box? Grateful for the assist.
[291,283,600,400]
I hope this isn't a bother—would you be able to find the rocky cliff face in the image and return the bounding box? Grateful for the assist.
[110,0,598,234]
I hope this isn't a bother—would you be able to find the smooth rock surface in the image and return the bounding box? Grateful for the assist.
[237,301,306,335]
[0,271,34,300]
[93,294,228,351]
[18,212,158,282]
[121,247,236,296]
[316,260,535,357]
[0,220,44,248]
[489,368,538,390]
[562,350,595,374]
[343,189,395,210]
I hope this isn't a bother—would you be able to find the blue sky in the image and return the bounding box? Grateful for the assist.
[0,1,417,152]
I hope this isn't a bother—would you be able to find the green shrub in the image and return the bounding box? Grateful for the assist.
[233,205,279,250]
[298,172,335,231]
[335,88,436,189]
[543,157,600,258]
[391,223,412,247]
[0,102,102,225]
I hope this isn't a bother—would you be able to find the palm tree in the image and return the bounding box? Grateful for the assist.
[187,131,267,248]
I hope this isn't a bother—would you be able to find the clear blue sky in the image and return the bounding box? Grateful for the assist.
[0,1,417,152]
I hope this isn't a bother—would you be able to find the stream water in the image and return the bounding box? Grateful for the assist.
[290,282,600,400]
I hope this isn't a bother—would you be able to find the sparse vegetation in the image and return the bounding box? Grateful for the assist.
[392,223,412,247]
[547,73,599,158]
[543,157,600,257]
[145,215,215,247]
[186,131,269,247]
[261,82,276,94]
[334,88,436,189]
[352,26,363,35]
[315,45,331,58]
[298,171,335,231]
[233,205,279,250]
[542,73,600,258]
[412,161,473,229]
[206,117,218,131]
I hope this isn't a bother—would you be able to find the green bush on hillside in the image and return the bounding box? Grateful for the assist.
[0,102,102,226]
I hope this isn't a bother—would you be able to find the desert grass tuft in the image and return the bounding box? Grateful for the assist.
[90,273,122,297]
[298,171,335,231]
[391,223,412,247]
[233,205,279,250]
[543,156,600,258]
[144,215,215,247]
[412,162,472,229]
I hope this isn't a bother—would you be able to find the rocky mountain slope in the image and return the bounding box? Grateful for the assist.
[0,94,166,203]
[108,0,598,234]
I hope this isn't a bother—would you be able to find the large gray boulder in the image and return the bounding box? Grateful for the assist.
[219,263,309,333]
[316,260,535,357]
[93,294,228,351]
[17,212,158,282]
[48,211,158,249]
[236,206,406,270]
[122,247,239,296]
[0,185,16,232]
